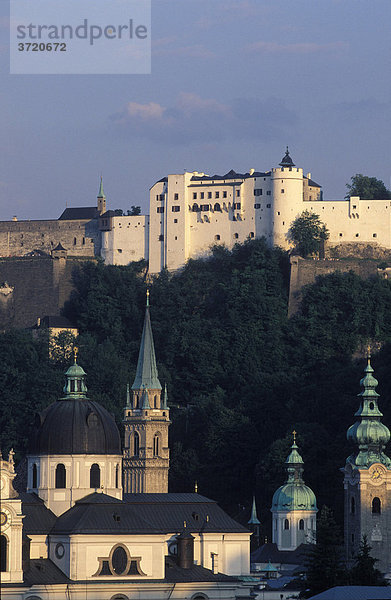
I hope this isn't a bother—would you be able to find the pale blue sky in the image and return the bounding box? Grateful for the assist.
[0,0,390,219]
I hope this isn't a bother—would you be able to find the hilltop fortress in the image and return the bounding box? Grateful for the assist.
[1,149,391,273]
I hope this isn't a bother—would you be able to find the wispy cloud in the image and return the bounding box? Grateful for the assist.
[111,93,298,145]
[153,37,215,59]
[247,41,349,54]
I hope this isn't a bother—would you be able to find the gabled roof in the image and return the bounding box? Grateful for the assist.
[20,492,57,534]
[24,558,70,585]
[58,207,99,220]
[191,170,269,182]
[306,178,322,188]
[251,542,310,565]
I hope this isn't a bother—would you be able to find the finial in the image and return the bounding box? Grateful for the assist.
[286,145,289,154]
[367,344,371,363]
[195,481,198,493]
[73,346,78,364]
[292,430,297,443]
[126,383,130,406]
[8,448,15,470]
[146,288,150,307]
[184,520,187,528]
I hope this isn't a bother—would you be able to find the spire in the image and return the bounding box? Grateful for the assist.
[162,383,168,409]
[141,387,151,409]
[248,495,260,525]
[98,176,105,198]
[346,355,391,468]
[279,146,295,167]
[131,292,162,391]
[126,383,131,407]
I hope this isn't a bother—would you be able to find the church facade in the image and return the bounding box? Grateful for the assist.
[0,302,253,600]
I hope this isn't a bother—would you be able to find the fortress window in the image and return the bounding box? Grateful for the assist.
[236,190,240,197]
[193,193,197,199]
[174,193,179,200]
[223,191,227,198]
[353,205,357,209]
[200,192,204,199]
[215,235,221,241]
[55,464,66,489]
[172,206,180,212]
[215,191,220,198]
[372,497,381,514]
[284,519,289,530]
[373,233,377,238]
[234,233,239,239]
[32,463,38,488]
[299,519,304,530]
[277,211,280,215]
[249,232,254,238]
[82,237,85,245]
[157,207,164,213]
[355,233,359,237]
[133,432,140,457]
[0,535,7,572]
[175,236,178,240]
[267,191,271,196]
[254,204,261,209]
[214,203,221,212]
[281,189,285,194]
[73,237,77,245]
[174,219,178,223]
[266,204,271,208]
[153,434,160,457]
[208,192,212,199]
[115,464,119,488]
[90,464,101,489]
[339,233,343,237]
[201,205,210,211]
[254,189,263,196]
[192,203,199,212]
[234,203,241,210]
[158,235,164,241]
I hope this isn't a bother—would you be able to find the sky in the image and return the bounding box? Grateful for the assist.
[0,0,390,220]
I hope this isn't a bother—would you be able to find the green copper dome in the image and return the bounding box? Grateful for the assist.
[271,440,317,512]
[346,357,391,469]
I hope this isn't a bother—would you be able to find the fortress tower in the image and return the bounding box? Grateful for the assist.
[343,354,391,573]
[122,292,170,493]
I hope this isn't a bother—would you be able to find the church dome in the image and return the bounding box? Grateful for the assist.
[272,482,317,512]
[29,359,121,456]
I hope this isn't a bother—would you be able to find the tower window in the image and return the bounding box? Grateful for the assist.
[172,206,180,212]
[115,464,119,488]
[192,203,199,212]
[153,434,160,457]
[208,192,212,199]
[249,232,254,238]
[174,193,179,200]
[234,233,239,239]
[73,237,77,245]
[0,535,7,572]
[158,234,164,241]
[55,464,66,489]
[200,192,204,199]
[133,432,140,457]
[193,193,197,199]
[223,191,227,198]
[214,203,221,212]
[90,463,101,489]
[284,519,289,530]
[372,497,381,514]
[299,519,304,530]
[154,394,158,408]
[215,235,221,241]
[351,496,355,514]
[32,463,38,488]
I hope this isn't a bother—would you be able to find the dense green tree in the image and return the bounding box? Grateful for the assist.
[288,210,329,257]
[346,174,391,200]
[348,535,387,586]
[305,506,348,596]
[128,206,141,216]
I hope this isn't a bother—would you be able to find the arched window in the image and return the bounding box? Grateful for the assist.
[0,535,7,571]
[73,237,77,245]
[133,432,140,457]
[192,203,199,212]
[32,463,38,488]
[351,497,355,514]
[115,464,119,488]
[284,519,289,530]
[215,234,221,241]
[55,464,66,488]
[372,497,381,514]
[153,434,160,457]
[234,233,239,239]
[214,203,221,212]
[90,464,100,488]
[135,394,139,409]
[70,380,75,392]
[154,395,158,408]
[249,231,254,238]
[299,519,304,530]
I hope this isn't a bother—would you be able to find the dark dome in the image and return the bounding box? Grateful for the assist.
[30,399,121,455]
[29,361,121,455]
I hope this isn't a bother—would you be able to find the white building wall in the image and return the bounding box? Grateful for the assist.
[27,454,122,516]
[101,215,149,266]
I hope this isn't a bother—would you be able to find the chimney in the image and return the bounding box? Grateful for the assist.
[177,523,194,569]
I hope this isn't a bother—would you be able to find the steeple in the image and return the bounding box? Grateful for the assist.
[62,349,88,400]
[248,496,260,526]
[97,176,106,214]
[346,354,391,468]
[131,291,162,391]
[279,146,295,167]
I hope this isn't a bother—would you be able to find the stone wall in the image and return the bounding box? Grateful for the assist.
[0,256,95,329]
[0,219,100,258]
[288,256,381,317]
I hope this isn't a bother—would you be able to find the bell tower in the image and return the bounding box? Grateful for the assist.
[343,353,391,573]
[97,176,106,214]
[123,291,170,493]
[0,449,23,582]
